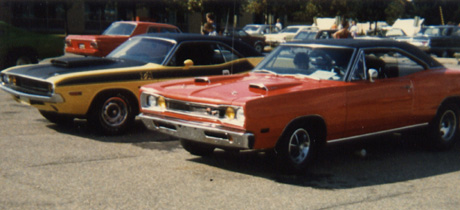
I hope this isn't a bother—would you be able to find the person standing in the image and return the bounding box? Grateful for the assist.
[333,20,353,39]
[349,20,358,38]
[276,18,283,30]
[202,12,216,35]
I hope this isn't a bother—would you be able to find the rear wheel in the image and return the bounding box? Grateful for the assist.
[180,139,215,156]
[88,93,136,135]
[429,103,460,150]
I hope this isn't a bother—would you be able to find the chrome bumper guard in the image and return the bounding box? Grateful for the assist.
[139,113,254,150]
[0,85,63,103]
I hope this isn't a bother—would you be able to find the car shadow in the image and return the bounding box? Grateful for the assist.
[43,118,460,189]
[185,133,460,189]
[43,118,179,150]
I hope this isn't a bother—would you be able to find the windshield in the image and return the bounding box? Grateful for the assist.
[103,22,136,36]
[294,31,317,40]
[253,45,354,81]
[243,25,260,32]
[108,37,175,64]
[280,27,300,34]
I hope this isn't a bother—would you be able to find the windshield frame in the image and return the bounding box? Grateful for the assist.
[253,43,356,81]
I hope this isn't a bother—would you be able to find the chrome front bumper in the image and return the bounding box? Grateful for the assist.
[0,85,63,103]
[139,113,254,150]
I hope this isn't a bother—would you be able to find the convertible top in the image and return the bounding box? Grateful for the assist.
[135,33,263,58]
[288,39,443,68]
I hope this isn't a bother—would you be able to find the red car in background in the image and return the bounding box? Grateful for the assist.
[65,21,181,57]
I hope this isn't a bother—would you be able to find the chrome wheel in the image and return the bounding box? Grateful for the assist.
[438,110,457,142]
[288,128,311,164]
[101,97,128,127]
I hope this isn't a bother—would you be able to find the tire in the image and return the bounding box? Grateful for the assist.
[276,124,320,173]
[254,43,264,53]
[39,110,74,125]
[180,139,215,156]
[429,103,460,150]
[88,93,136,135]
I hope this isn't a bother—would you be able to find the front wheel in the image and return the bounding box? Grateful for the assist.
[88,93,136,135]
[276,125,320,173]
[254,43,264,53]
[429,103,460,150]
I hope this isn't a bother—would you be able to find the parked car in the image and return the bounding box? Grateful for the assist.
[264,25,318,47]
[291,29,337,41]
[223,28,266,53]
[0,33,263,135]
[65,21,181,57]
[243,24,280,36]
[0,21,64,70]
[138,39,460,173]
[396,25,460,57]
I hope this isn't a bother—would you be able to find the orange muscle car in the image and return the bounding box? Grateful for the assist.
[65,21,181,57]
[139,39,460,172]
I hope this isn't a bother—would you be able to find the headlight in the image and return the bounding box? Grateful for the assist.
[157,96,166,108]
[236,108,245,121]
[147,95,157,106]
[225,107,236,119]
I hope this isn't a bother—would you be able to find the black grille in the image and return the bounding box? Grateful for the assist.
[14,77,51,96]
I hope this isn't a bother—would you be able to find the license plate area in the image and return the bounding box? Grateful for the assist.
[79,44,85,49]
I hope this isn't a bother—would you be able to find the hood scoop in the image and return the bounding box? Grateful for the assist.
[249,81,302,91]
[51,57,115,68]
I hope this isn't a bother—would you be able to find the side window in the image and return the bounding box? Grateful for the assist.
[168,42,235,66]
[350,53,366,81]
[363,49,425,79]
[216,44,241,62]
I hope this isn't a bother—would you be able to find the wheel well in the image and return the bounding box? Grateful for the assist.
[87,89,139,116]
[276,115,327,148]
[440,96,460,110]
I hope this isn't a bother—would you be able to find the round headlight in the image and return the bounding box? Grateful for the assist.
[157,96,166,108]
[226,107,235,119]
[2,74,8,83]
[147,95,157,106]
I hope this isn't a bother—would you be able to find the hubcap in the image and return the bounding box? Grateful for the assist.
[439,110,457,142]
[288,128,311,164]
[101,97,128,127]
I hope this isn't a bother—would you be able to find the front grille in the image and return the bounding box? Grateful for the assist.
[14,77,52,96]
[166,99,225,118]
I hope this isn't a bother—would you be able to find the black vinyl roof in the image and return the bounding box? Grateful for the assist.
[288,39,443,68]
[135,33,263,57]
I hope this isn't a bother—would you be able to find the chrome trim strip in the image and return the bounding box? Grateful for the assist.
[327,123,429,144]
[139,113,253,150]
[0,85,64,103]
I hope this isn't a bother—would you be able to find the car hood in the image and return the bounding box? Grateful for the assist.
[3,56,146,80]
[143,72,342,104]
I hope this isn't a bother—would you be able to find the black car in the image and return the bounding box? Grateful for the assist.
[397,25,460,57]
[222,28,266,53]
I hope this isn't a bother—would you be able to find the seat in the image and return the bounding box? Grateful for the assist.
[293,53,310,70]
[365,55,385,78]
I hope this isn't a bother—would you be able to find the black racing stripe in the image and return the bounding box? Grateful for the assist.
[57,62,255,86]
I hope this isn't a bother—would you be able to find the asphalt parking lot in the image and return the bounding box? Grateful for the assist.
[1,59,460,209]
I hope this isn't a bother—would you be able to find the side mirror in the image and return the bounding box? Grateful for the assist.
[368,69,378,82]
[184,59,194,70]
